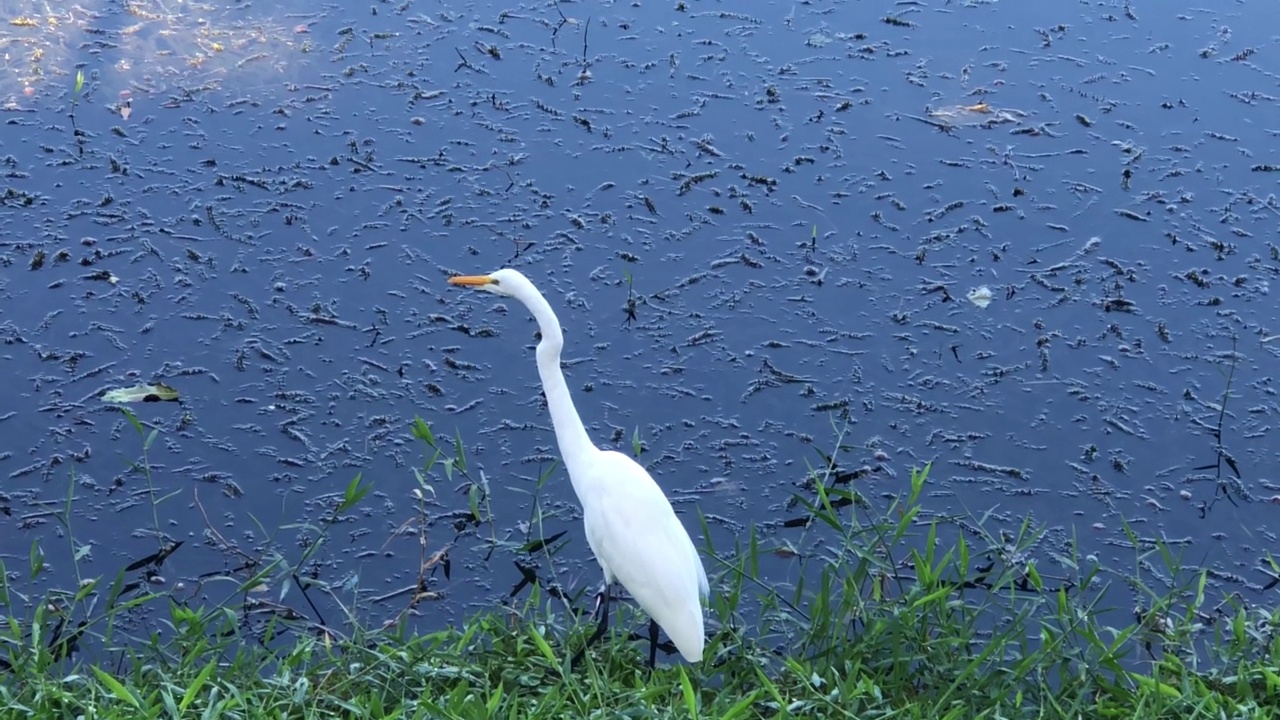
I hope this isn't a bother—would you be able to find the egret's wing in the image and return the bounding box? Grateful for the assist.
[582,451,707,662]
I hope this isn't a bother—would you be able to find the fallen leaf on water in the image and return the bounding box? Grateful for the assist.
[101,383,180,403]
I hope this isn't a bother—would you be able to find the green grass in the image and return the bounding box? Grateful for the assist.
[1,414,1277,719]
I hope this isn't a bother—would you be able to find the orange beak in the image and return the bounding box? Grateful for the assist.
[448,275,495,287]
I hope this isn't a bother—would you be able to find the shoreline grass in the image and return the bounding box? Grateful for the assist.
[1,415,1277,719]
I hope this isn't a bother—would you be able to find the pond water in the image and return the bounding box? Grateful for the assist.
[1,0,1278,639]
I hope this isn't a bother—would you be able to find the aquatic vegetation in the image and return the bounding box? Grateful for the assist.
[1,420,1277,717]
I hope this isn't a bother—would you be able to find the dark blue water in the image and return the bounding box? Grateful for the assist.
[2,0,1277,637]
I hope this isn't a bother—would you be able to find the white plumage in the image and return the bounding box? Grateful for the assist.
[449,268,709,664]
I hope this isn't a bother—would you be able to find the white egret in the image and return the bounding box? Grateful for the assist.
[449,269,709,666]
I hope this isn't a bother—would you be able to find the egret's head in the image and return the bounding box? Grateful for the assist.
[447,268,531,298]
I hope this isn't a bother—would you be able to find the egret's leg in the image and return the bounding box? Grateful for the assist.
[588,583,608,620]
[646,618,660,669]
[586,584,612,644]
[570,584,611,669]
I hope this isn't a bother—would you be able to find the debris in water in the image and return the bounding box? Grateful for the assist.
[967,286,994,309]
[101,383,181,403]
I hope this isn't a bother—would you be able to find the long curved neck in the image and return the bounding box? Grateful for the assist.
[521,287,597,486]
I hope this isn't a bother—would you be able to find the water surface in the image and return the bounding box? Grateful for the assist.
[1,0,1278,639]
